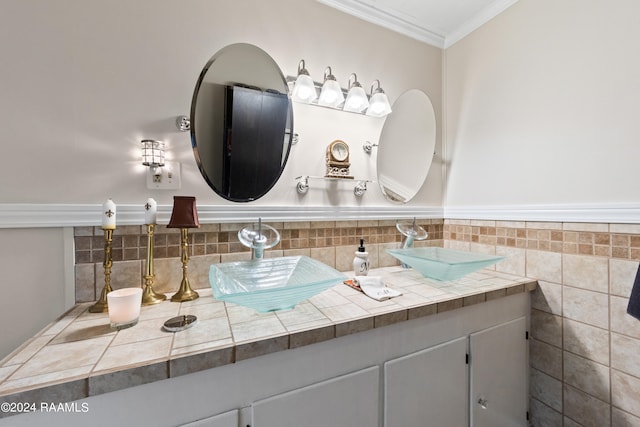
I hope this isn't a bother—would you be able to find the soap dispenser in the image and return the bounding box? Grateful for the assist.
[353,239,370,276]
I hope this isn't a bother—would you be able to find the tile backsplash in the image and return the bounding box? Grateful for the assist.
[74,219,444,302]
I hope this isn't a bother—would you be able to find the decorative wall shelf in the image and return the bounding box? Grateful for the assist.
[295,175,374,197]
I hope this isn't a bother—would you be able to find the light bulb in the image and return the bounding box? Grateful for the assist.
[295,85,314,101]
[366,82,392,117]
[324,91,337,103]
[318,71,345,108]
[291,60,318,103]
[344,86,369,113]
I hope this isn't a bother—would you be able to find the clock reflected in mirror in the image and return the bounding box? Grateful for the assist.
[325,140,354,179]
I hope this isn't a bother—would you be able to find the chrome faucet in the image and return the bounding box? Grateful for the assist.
[396,218,428,268]
[238,218,280,260]
[402,218,417,249]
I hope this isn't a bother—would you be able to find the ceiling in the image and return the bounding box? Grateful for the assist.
[316,0,519,48]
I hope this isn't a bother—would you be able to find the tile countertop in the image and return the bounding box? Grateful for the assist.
[0,266,536,407]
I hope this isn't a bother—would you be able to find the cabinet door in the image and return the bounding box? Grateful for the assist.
[179,409,238,427]
[470,316,528,427]
[384,336,468,427]
[252,366,379,427]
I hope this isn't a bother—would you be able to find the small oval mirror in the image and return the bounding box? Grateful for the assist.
[376,89,436,203]
[191,43,293,202]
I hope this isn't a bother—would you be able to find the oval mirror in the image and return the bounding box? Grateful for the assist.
[191,43,293,202]
[376,89,436,203]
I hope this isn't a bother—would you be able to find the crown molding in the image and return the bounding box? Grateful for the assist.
[316,0,520,49]
[316,0,446,48]
[444,0,519,48]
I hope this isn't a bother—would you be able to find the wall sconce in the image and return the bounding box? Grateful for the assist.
[343,73,370,113]
[291,60,318,103]
[318,66,345,108]
[366,80,392,117]
[141,139,165,177]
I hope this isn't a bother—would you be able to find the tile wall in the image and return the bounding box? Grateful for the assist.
[74,217,640,426]
[445,219,640,427]
[74,219,444,303]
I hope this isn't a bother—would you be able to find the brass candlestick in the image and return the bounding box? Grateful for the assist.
[89,229,114,313]
[166,196,200,302]
[142,224,166,305]
[171,227,199,302]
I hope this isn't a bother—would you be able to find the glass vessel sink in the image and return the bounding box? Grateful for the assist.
[386,247,504,281]
[209,256,347,312]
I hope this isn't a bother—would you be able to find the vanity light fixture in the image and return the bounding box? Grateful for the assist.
[291,60,318,103]
[287,60,390,117]
[343,73,370,113]
[366,80,392,117]
[141,139,165,177]
[317,66,345,108]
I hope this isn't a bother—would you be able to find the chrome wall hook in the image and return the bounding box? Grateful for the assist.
[354,181,368,196]
[363,141,379,154]
[176,115,190,132]
[296,176,310,194]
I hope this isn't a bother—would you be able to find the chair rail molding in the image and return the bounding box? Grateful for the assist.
[0,204,444,228]
[3,202,640,228]
[444,202,640,224]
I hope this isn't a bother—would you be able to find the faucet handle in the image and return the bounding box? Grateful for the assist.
[396,220,428,240]
[238,221,281,259]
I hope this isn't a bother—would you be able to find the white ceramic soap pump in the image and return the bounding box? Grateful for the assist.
[353,238,370,276]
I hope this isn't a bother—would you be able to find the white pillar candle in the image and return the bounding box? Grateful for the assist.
[102,199,116,230]
[144,198,157,225]
[107,288,142,329]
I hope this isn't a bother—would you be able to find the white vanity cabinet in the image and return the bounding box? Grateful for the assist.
[179,409,239,427]
[384,317,528,427]
[251,366,379,427]
[384,336,469,427]
[470,316,528,427]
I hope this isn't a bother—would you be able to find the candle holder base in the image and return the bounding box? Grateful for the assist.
[88,298,110,313]
[171,277,199,302]
[142,284,167,305]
